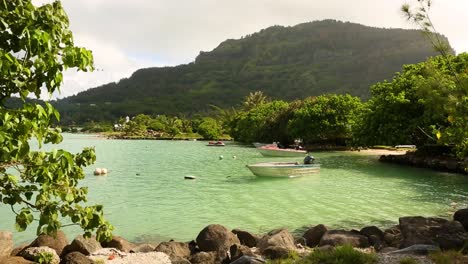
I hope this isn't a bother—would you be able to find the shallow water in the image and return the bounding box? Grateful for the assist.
[1,134,468,244]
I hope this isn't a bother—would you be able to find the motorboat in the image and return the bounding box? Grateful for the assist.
[247,162,320,178]
[207,141,225,147]
[257,145,306,157]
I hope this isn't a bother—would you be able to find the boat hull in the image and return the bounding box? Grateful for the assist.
[247,162,320,178]
[257,147,306,157]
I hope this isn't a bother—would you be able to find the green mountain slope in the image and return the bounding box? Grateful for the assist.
[55,20,451,123]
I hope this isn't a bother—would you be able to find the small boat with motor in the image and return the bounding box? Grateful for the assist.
[207,141,225,147]
[246,162,320,178]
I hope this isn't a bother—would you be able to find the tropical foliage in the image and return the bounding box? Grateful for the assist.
[0,0,112,240]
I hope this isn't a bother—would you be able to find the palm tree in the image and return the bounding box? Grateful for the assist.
[242,91,269,111]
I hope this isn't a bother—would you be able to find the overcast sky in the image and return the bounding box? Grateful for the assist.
[33,0,468,99]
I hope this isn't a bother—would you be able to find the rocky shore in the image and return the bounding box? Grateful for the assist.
[379,152,467,175]
[2,209,468,264]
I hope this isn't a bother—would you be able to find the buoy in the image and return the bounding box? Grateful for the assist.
[219,155,224,160]
[184,176,196,180]
[94,168,108,176]
[232,155,237,159]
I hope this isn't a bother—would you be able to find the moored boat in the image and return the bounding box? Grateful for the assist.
[247,162,320,178]
[207,141,225,147]
[257,146,306,157]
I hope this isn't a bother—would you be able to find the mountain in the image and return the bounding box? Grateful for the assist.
[54,20,451,123]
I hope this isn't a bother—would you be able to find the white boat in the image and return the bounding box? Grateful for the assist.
[247,162,320,178]
[257,146,306,157]
[253,142,276,148]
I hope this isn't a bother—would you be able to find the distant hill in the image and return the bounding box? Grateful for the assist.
[54,20,452,123]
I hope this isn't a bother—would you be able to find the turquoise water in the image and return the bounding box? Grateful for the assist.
[1,133,468,244]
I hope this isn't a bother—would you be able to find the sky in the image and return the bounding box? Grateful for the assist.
[33,0,468,99]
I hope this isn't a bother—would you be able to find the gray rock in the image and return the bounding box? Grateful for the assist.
[232,229,259,248]
[101,235,135,253]
[229,244,254,262]
[0,231,13,258]
[302,224,327,247]
[360,226,384,240]
[454,208,468,231]
[379,247,398,253]
[60,251,94,264]
[154,241,191,261]
[230,255,265,264]
[388,244,440,255]
[19,246,60,264]
[196,224,240,252]
[61,235,102,257]
[28,231,69,256]
[258,229,296,252]
[319,230,369,248]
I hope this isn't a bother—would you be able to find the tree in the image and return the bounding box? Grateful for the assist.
[242,91,269,111]
[0,1,112,240]
[197,118,222,140]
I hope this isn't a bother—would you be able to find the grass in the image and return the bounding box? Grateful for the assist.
[399,257,418,264]
[266,245,377,264]
[429,250,468,264]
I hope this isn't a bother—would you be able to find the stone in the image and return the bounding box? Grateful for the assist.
[100,235,135,253]
[196,224,240,252]
[0,231,13,258]
[130,243,156,253]
[319,230,369,248]
[232,229,259,248]
[302,224,328,247]
[171,256,191,264]
[262,246,290,260]
[11,244,28,257]
[154,241,191,261]
[61,235,102,257]
[454,208,468,231]
[28,230,69,256]
[19,246,60,264]
[388,244,440,255]
[368,235,384,250]
[0,256,36,264]
[229,244,254,262]
[379,247,398,253]
[360,226,384,240]
[230,255,266,264]
[399,216,468,250]
[258,229,296,252]
[59,251,94,264]
[190,251,217,264]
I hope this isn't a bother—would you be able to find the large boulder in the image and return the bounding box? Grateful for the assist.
[229,244,255,262]
[19,246,60,264]
[360,226,384,249]
[302,224,327,247]
[61,235,102,257]
[319,230,369,248]
[196,224,240,252]
[154,241,191,261]
[130,243,156,253]
[0,231,13,258]
[100,236,135,253]
[28,231,69,256]
[232,229,260,248]
[454,208,468,231]
[399,216,468,250]
[258,229,296,252]
[262,246,290,260]
[59,251,94,264]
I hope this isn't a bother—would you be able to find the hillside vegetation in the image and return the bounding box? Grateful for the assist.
[54,20,451,123]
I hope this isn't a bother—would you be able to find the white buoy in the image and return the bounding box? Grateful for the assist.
[94,168,108,176]
[219,155,224,160]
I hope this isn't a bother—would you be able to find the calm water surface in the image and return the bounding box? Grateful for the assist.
[1,133,468,244]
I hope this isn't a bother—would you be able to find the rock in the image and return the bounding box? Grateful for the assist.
[19,246,60,264]
[27,231,69,256]
[379,247,398,253]
[454,208,468,231]
[388,244,440,255]
[0,256,36,264]
[360,226,384,240]
[295,237,306,247]
[229,244,254,262]
[258,229,296,252]
[230,255,266,264]
[89,251,171,264]
[399,216,468,250]
[100,235,135,253]
[262,246,290,260]
[130,243,156,253]
[302,224,327,247]
[196,224,240,252]
[154,241,191,261]
[171,256,191,264]
[319,230,369,248]
[190,251,217,264]
[11,244,28,257]
[59,251,94,264]
[436,221,468,250]
[61,235,102,257]
[0,231,13,258]
[368,235,384,250]
[232,229,259,248]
